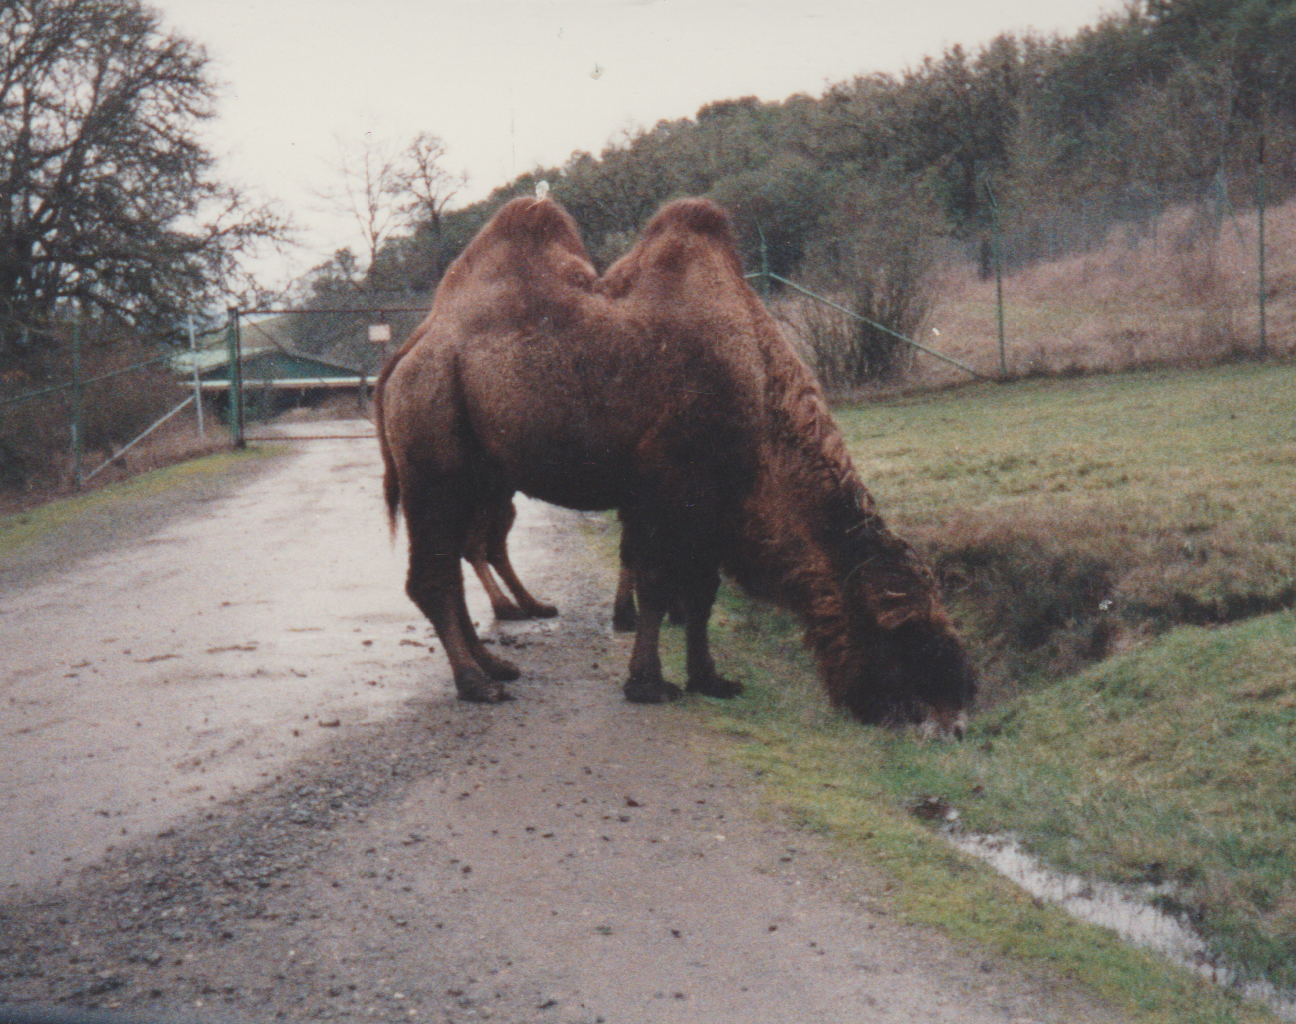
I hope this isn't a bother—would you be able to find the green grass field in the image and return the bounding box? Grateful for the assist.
[663,362,1296,1024]
[853,363,1296,695]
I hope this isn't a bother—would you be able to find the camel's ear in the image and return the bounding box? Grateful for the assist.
[867,588,929,630]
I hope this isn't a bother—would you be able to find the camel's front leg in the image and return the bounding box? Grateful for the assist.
[682,567,744,699]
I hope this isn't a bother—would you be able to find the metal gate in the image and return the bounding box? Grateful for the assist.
[215,300,430,445]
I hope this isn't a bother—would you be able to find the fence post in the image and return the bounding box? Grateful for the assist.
[983,179,1008,378]
[1258,135,1268,357]
[226,307,244,448]
[187,314,205,438]
[71,310,84,488]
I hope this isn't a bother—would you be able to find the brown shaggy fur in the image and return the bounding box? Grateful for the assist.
[376,196,976,728]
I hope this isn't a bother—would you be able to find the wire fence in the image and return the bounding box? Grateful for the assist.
[0,298,427,488]
[0,318,210,491]
[763,161,1287,389]
[2,165,1288,493]
[220,300,430,446]
[966,167,1281,378]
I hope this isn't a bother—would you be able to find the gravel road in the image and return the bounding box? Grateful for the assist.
[0,422,1127,1024]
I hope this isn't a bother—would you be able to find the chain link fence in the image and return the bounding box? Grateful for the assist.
[764,158,1290,391]
[219,298,431,445]
[945,163,1286,383]
[0,317,213,492]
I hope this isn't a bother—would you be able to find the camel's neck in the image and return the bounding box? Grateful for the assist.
[724,336,934,639]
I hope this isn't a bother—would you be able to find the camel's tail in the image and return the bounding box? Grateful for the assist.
[373,342,409,539]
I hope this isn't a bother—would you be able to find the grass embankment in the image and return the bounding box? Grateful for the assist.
[0,446,280,567]
[666,363,1296,1023]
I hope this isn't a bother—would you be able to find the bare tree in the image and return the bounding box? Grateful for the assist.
[392,132,468,281]
[325,133,404,289]
[0,0,289,359]
[318,130,467,291]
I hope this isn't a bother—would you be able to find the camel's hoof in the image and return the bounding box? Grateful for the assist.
[521,603,559,619]
[612,605,637,633]
[623,677,683,704]
[687,674,745,699]
[479,653,521,681]
[454,667,515,704]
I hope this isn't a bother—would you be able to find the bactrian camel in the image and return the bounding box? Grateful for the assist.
[375,196,977,733]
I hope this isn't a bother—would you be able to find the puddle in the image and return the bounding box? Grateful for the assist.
[951,832,1296,1020]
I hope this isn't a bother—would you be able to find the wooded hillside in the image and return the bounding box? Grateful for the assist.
[295,0,1295,385]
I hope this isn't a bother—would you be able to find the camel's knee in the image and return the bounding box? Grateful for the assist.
[405,554,461,614]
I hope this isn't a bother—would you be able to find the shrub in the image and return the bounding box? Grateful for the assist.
[794,181,939,388]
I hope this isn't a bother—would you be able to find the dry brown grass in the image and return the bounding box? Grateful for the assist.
[79,415,230,486]
[777,198,1296,393]
[276,394,374,422]
[933,201,1294,380]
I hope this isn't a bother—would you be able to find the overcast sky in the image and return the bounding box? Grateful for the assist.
[152,0,1120,288]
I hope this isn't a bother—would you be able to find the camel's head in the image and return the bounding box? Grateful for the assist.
[845,614,979,740]
[821,531,979,738]
[822,518,978,738]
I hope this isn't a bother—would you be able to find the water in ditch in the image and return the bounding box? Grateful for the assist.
[951,831,1296,1021]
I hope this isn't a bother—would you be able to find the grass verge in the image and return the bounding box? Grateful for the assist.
[680,594,1291,1024]
[586,363,1296,1023]
[0,445,283,568]
[841,362,1296,700]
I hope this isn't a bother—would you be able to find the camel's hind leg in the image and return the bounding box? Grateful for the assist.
[404,483,519,703]
[465,500,557,621]
[453,587,521,682]
[468,558,521,621]
[484,501,558,619]
[463,502,523,621]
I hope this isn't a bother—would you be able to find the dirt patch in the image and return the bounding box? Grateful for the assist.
[0,426,1127,1024]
